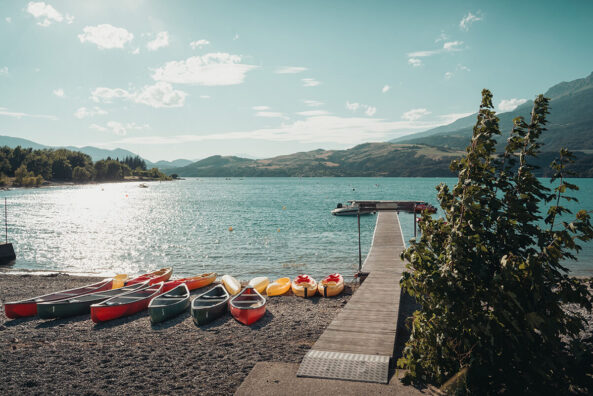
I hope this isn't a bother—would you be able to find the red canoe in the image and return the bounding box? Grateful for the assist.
[4,279,113,319]
[90,282,164,323]
[126,268,172,286]
[229,286,266,325]
[162,272,217,293]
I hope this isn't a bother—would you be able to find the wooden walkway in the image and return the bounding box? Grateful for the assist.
[297,211,406,383]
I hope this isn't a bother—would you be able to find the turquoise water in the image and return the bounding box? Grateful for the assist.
[2,177,592,279]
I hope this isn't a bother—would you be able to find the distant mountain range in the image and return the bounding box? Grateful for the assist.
[0,135,193,170]
[391,71,593,152]
[4,71,592,177]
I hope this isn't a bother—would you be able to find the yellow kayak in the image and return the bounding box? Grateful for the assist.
[221,274,241,295]
[112,274,128,289]
[291,275,317,298]
[248,276,270,294]
[318,273,344,297]
[266,277,290,296]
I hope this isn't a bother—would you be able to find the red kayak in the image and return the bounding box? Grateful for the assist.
[90,282,164,323]
[229,286,266,325]
[4,279,113,319]
[127,268,172,286]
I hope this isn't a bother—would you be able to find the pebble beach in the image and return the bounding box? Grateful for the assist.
[0,274,356,395]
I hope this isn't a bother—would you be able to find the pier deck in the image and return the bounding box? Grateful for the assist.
[296,211,407,383]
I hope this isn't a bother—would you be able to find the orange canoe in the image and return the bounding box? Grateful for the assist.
[163,273,217,291]
[127,268,172,286]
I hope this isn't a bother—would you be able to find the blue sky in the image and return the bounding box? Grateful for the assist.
[1,1,592,161]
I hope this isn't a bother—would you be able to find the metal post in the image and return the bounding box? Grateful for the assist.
[4,198,7,243]
[413,203,417,238]
[357,206,362,273]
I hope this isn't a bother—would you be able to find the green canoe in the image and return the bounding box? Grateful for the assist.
[191,284,229,326]
[148,283,190,324]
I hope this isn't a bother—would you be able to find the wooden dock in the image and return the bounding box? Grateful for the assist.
[297,211,407,383]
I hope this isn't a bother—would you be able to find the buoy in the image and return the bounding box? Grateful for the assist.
[125,194,128,198]
[228,226,233,232]
[277,228,281,232]
[282,206,286,210]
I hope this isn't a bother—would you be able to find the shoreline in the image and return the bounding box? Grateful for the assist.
[0,274,357,395]
[2,177,174,190]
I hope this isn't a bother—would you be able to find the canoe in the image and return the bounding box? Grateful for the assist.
[4,279,113,319]
[229,286,266,325]
[221,274,241,296]
[191,284,230,326]
[90,282,164,323]
[37,281,150,319]
[266,277,291,296]
[248,276,269,294]
[318,273,344,297]
[291,275,317,298]
[127,268,172,286]
[163,272,217,292]
[112,274,128,289]
[148,284,190,324]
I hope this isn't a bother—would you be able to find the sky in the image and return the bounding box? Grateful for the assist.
[1,1,592,161]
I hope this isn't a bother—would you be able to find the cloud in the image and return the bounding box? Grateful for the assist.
[131,48,140,55]
[439,112,473,124]
[297,110,330,116]
[233,33,239,40]
[402,108,431,121]
[146,31,169,51]
[303,100,324,107]
[5,17,12,23]
[189,39,210,49]
[252,106,270,111]
[457,64,471,72]
[0,66,8,76]
[435,31,448,43]
[443,41,463,51]
[90,121,149,136]
[200,95,210,99]
[444,72,454,80]
[460,12,483,31]
[346,101,376,117]
[302,78,320,87]
[408,41,464,58]
[382,85,390,93]
[498,98,527,112]
[91,82,187,108]
[105,114,455,146]
[26,2,73,27]
[255,111,285,118]
[78,24,134,49]
[52,88,65,97]
[408,58,422,67]
[74,106,107,119]
[152,53,257,86]
[275,66,308,74]
[0,107,57,120]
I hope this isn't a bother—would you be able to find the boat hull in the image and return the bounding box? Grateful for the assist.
[291,276,318,298]
[4,279,113,319]
[266,278,291,296]
[318,275,345,297]
[91,283,163,323]
[221,275,241,295]
[230,304,265,325]
[127,268,172,286]
[149,298,190,324]
[192,301,228,326]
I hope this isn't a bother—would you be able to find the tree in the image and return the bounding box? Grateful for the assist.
[72,166,91,182]
[51,157,72,179]
[398,90,593,393]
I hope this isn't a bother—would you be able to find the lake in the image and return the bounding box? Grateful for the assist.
[2,177,592,279]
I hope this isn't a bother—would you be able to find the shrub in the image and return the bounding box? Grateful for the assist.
[398,90,593,394]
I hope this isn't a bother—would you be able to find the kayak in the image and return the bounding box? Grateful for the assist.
[318,273,344,297]
[163,272,217,291]
[291,275,317,298]
[37,281,150,319]
[248,276,269,294]
[191,284,230,326]
[4,279,113,319]
[229,286,266,325]
[112,274,128,289]
[148,284,190,324]
[127,268,172,286]
[90,282,164,323]
[266,277,291,296]
[221,274,241,296]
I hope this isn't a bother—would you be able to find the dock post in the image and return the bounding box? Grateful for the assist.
[0,197,15,264]
[413,204,417,238]
[357,207,362,272]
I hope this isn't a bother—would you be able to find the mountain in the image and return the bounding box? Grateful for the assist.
[392,71,593,152]
[153,159,194,169]
[168,143,465,177]
[0,135,49,150]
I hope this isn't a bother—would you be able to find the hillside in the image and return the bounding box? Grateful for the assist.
[393,71,593,152]
[170,143,465,177]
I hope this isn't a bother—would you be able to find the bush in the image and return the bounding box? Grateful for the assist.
[398,90,593,394]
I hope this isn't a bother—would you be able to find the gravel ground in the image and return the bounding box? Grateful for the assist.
[0,274,356,395]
